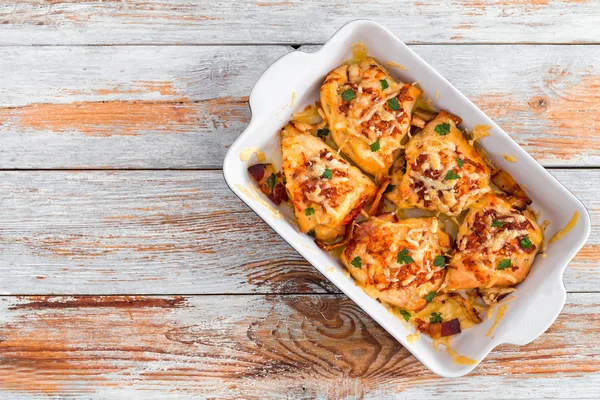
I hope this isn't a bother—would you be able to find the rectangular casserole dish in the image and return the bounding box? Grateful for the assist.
[222,20,591,377]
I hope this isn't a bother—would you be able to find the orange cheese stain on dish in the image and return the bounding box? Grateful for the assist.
[502,154,517,162]
[435,90,440,100]
[406,332,420,343]
[432,335,453,351]
[290,91,297,107]
[486,304,508,337]
[549,211,579,244]
[470,124,492,143]
[386,61,408,71]
[349,42,369,63]
[486,296,515,321]
[433,336,478,365]
[446,346,478,366]
[239,147,266,163]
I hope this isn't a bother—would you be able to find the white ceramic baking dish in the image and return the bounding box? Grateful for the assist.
[222,20,591,377]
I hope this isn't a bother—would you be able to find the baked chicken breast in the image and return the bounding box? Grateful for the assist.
[320,57,421,179]
[340,214,452,311]
[385,111,491,216]
[446,193,543,291]
[281,123,377,242]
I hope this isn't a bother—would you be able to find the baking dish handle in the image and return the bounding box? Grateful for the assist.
[248,50,312,120]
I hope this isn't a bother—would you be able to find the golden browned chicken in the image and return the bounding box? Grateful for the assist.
[340,214,452,311]
[281,123,377,242]
[385,111,491,216]
[320,57,421,179]
[446,193,543,291]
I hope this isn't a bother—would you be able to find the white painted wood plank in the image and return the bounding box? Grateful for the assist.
[0,1,599,45]
[0,293,597,398]
[0,169,595,295]
[0,45,599,168]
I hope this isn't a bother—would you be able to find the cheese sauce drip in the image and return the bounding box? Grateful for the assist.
[446,346,478,365]
[239,147,265,163]
[486,304,508,337]
[470,124,491,144]
[549,211,579,244]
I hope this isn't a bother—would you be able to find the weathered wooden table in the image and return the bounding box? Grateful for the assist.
[0,1,598,398]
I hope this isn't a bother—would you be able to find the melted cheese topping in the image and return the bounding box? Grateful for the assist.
[239,147,265,163]
[320,57,421,178]
[549,211,579,244]
[281,126,376,241]
[447,193,543,290]
[413,293,482,330]
[292,104,322,125]
[395,114,491,216]
[342,217,452,310]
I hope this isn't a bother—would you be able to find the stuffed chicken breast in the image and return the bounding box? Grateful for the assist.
[385,111,491,216]
[341,214,452,311]
[446,193,543,291]
[281,123,377,242]
[320,57,421,180]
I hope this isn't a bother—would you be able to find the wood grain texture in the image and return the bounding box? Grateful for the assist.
[0,1,599,45]
[1,45,599,169]
[0,169,596,295]
[0,293,597,398]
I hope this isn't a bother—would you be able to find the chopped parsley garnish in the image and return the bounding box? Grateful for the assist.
[456,157,464,168]
[341,89,355,102]
[425,291,437,303]
[397,248,414,264]
[321,168,333,179]
[383,184,396,194]
[491,219,505,228]
[498,259,512,270]
[350,256,362,268]
[370,140,381,152]
[387,97,401,111]
[304,207,315,216]
[434,122,451,136]
[433,255,446,268]
[444,170,460,181]
[380,79,389,90]
[266,173,276,190]
[399,309,411,322]
[307,230,316,238]
[520,236,533,249]
[430,312,443,324]
[317,128,330,139]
